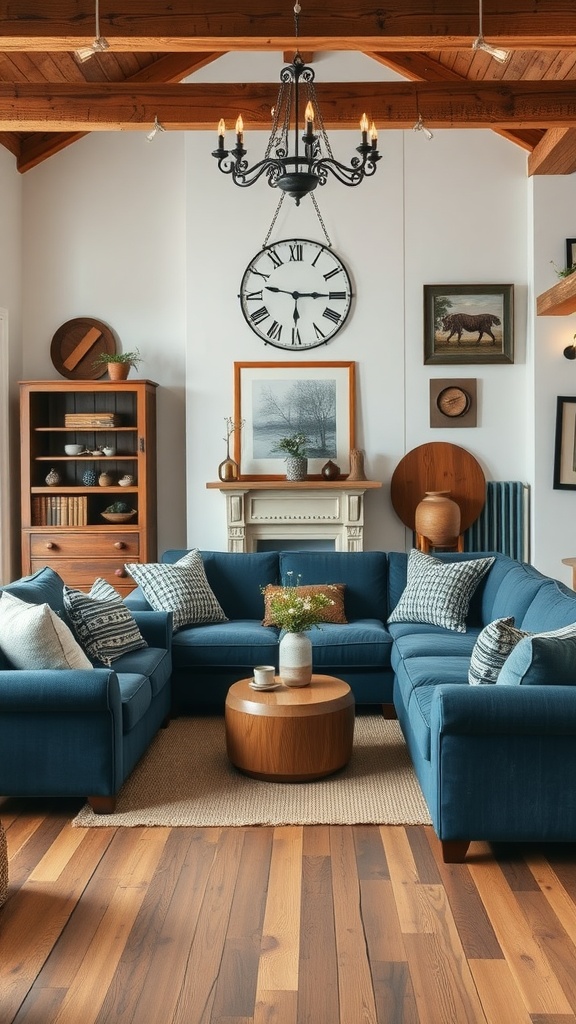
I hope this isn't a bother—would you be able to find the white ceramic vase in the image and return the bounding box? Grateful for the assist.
[279,631,313,687]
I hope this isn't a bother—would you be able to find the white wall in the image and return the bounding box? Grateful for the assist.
[20,131,188,554]
[7,50,572,580]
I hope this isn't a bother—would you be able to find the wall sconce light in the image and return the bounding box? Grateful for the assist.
[563,334,576,360]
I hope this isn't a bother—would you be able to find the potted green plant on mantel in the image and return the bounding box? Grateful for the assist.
[272,432,310,481]
[92,349,142,381]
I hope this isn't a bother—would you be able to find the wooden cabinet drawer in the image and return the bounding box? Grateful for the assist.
[30,557,138,593]
[29,532,139,558]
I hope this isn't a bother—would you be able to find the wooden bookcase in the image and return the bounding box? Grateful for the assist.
[20,379,158,594]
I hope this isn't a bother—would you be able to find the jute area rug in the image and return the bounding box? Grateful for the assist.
[72,714,431,828]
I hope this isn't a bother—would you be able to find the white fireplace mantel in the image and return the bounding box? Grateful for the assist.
[206,479,382,552]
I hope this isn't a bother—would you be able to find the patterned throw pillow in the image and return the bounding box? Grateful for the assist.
[468,616,528,685]
[0,591,93,670]
[63,578,147,666]
[125,549,228,631]
[262,583,347,626]
[388,549,495,633]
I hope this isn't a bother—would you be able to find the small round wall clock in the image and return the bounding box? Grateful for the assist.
[239,238,353,350]
[436,385,471,418]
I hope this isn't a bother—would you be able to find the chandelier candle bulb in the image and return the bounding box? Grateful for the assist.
[235,115,244,145]
[217,119,226,149]
[360,113,369,144]
[305,101,314,137]
[370,122,378,148]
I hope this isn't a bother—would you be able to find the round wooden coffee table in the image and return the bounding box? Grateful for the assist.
[225,674,355,782]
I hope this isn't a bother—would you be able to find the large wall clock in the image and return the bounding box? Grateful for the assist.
[239,238,353,350]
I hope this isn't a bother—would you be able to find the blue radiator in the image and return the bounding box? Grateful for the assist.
[463,481,529,563]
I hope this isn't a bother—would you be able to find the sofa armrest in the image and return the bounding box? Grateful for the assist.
[0,668,124,797]
[0,668,122,713]
[431,683,576,736]
[428,684,576,845]
[131,609,173,651]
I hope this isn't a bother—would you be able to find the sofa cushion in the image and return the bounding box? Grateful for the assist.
[392,627,480,665]
[481,561,547,626]
[468,617,527,685]
[171,620,280,669]
[117,673,152,731]
[126,550,228,630]
[279,551,388,621]
[303,620,393,669]
[178,551,280,620]
[1,565,67,617]
[63,579,148,667]
[394,656,470,760]
[0,591,93,670]
[498,631,576,686]
[262,583,347,625]
[388,549,494,633]
[111,645,171,699]
[520,579,576,633]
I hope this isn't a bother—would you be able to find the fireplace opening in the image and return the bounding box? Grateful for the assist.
[256,539,336,552]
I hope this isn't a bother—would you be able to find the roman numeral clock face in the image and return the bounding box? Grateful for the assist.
[239,239,353,350]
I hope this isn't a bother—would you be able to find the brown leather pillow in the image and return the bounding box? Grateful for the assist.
[262,583,347,626]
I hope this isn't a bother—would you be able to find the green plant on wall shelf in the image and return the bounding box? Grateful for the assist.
[92,348,142,369]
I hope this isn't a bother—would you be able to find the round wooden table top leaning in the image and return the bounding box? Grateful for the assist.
[225,674,355,782]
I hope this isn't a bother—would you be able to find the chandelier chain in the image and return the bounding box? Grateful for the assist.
[262,194,286,248]
[311,194,332,247]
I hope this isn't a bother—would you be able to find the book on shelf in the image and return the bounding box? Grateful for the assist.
[64,413,119,428]
[31,494,87,526]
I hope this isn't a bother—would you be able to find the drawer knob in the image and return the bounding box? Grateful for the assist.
[114,541,125,550]
[115,568,127,578]
[46,542,57,550]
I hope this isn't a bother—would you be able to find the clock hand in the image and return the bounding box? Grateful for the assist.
[265,286,330,299]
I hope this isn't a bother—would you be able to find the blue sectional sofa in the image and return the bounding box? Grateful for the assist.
[0,566,172,813]
[125,548,576,860]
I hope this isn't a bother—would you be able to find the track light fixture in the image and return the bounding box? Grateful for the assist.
[413,114,434,140]
[146,116,166,142]
[472,0,511,64]
[75,0,109,62]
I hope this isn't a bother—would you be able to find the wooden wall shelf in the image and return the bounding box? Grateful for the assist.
[536,273,576,316]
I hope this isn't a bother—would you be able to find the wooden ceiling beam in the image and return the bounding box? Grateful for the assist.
[528,128,576,175]
[15,52,221,173]
[1,1,575,52]
[2,79,574,134]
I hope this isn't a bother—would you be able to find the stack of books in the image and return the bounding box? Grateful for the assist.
[32,495,88,526]
[64,412,119,428]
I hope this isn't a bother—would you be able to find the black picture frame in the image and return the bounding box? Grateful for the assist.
[423,284,514,365]
[566,238,576,271]
[553,396,576,490]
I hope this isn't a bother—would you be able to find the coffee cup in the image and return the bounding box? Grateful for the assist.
[253,665,276,688]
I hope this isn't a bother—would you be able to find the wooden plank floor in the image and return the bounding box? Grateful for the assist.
[2,800,576,1023]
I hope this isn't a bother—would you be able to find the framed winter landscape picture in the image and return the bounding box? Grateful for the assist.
[424,284,514,365]
[233,361,356,479]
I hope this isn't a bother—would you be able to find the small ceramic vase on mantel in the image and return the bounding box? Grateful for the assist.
[279,631,313,687]
[415,490,461,548]
[286,457,308,482]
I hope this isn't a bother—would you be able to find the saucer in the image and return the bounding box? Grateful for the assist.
[250,679,279,691]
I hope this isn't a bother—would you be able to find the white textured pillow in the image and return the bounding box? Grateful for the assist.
[125,549,228,631]
[63,578,147,667]
[0,591,92,670]
[388,549,495,633]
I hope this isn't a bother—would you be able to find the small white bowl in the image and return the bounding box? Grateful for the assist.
[64,444,84,456]
[101,447,116,457]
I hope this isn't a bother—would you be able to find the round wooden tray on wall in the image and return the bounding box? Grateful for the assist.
[390,441,486,534]
[50,317,117,380]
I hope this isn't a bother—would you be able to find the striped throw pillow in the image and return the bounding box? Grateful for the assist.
[63,578,147,666]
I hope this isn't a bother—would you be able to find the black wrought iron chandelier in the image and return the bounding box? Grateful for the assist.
[211,2,381,205]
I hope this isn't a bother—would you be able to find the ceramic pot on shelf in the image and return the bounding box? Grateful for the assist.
[415,491,461,548]
[279,631,313,687]
[286,457,307,482]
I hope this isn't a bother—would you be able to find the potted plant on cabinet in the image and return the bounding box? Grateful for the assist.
[92,349,142,381]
